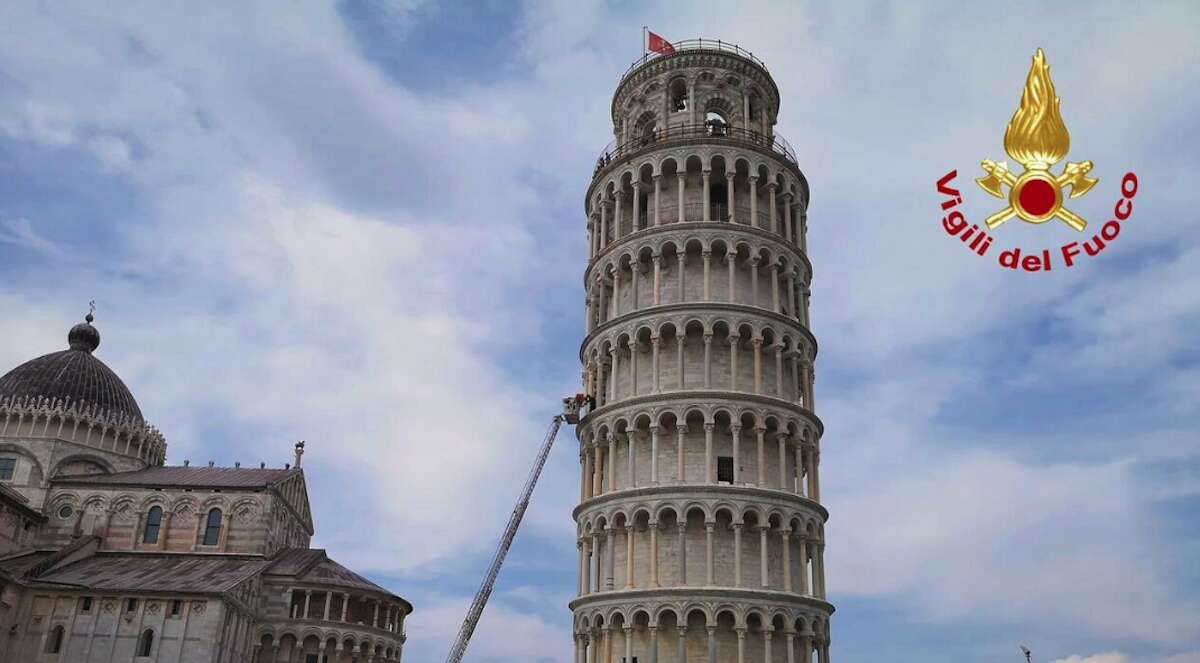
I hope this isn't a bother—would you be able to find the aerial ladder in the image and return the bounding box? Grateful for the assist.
[442,394,586,663]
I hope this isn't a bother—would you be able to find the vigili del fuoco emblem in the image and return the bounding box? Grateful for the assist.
[976,48,1098,231]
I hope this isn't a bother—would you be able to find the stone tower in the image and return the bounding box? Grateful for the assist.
[570,39,832,663]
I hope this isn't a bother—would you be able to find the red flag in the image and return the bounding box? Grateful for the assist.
[648,30,675,55]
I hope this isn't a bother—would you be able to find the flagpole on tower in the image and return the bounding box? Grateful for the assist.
[643,26,647,56]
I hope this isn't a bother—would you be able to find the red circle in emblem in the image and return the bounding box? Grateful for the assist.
[1018,178,1056,217]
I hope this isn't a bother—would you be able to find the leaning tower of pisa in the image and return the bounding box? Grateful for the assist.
[571,39,832,663]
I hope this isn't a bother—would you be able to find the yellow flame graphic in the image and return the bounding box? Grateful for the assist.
[1003,48,1070,169]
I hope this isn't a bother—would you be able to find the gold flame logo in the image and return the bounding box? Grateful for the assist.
[976,48,1097,231]
[1004,48,1069,169]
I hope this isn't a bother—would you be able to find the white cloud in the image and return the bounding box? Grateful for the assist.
[0,217,61,257]
[1051,655,1128,663]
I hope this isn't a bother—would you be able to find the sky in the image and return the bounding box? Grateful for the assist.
[0,1,1198,662]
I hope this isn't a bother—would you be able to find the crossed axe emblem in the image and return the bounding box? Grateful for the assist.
[976,160,1098,231]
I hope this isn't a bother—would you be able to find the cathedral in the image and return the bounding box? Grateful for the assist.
[0,313,411,662]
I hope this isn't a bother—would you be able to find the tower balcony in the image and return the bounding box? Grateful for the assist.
[592,122,797,182]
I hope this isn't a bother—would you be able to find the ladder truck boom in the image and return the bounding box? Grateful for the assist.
[442,395,584,663]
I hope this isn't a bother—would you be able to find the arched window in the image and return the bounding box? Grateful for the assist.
[137,629,154,657]
[705,111,728,136]
[202,508,222,546]
[669,78,688,112]
[46,625,65,653]
[142,506,163,544]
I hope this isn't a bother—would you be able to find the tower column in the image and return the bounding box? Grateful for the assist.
[675,425,687,483]
[782,527,793,591]
[702,250,712,300]
[607,435,616,493]
[627,431,638,489]
[677,173,686,223]
[703,423,715,484]
[650,425,660,484]
[730,424,742,484]
[727,172,737,223]
[733,522,743,587]
[797,538,809,595]
[750,256,760,305]
[753,337,763,394]
[728,336,739,391]
[609,348,620,403]
[578,539,588,594]
[600,201,608,249]
[702,333,713,388]
[774,344,785,396]
[675,334,686,390]
[756,426,766,486]
[653,174,661,226]
[770,263,780,312]
[726,252,736,303]
[632,182,642,231]
[759,525,770,588]
[768,182,778,233]
[614,190,625,238]
[649,521,659,586]
[787,271,797,320]
[676,252,686,303]
[783,193,794,244]
[702,171,711,221]
[777,434,789,490]
[705,521,715,585]
[611,268,621,318]
[677,522,688,586]
[605,526,615,589]
[625,525,635,588]
[652,253,663,305]
[749,175,759,227]
[630,260,640,312]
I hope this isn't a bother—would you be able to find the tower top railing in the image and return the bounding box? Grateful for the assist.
[619,38,770,85]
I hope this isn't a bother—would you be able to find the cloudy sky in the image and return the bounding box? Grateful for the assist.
[1,1,1198,662]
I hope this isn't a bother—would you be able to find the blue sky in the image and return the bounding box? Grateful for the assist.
[1,2,1198,662]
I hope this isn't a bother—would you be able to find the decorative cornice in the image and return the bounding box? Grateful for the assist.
[572,483,828,522]
[580,301,817,361]
[569,585,834,617]
[577,390,824,438]
[584,222,812,288]
[0,395,166,464]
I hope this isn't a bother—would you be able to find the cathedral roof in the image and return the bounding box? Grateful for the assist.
[0,548,272,594]
[0,312,143,424]
[53,465,300,488]
[267,548,409,607]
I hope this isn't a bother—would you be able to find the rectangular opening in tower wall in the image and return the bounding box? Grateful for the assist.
[717,456,734,483]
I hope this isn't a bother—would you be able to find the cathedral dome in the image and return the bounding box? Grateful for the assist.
[0,313,143,424]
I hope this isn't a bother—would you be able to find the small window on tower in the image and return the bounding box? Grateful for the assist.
[170,600,182,617]
[0,457,14,481]
[80,596,94,613]
[717,456,734,483]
